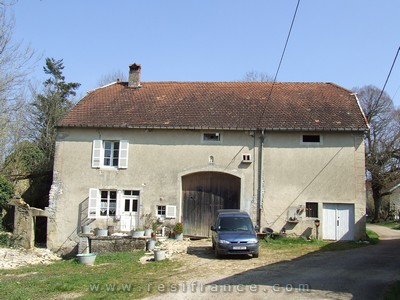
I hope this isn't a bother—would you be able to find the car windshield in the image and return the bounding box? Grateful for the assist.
[217,216,253,231]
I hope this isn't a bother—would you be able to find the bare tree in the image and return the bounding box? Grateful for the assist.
[0,4,37,161]
[97,70,127,86]
[241,70,273,82]
[354,85,400,221]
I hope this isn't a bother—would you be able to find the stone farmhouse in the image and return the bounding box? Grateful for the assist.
[47,64,369,254]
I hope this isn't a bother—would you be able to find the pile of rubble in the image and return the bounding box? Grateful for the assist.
[140,237,193,263]
[0,247,61,269]
[155,237,192,258]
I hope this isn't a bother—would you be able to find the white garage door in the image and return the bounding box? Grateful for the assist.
[323,203,354,241]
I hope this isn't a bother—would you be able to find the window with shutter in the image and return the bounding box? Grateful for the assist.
[92,140,102,168]
[165,205,177,218]
[118,140,129,169]
[91,140,129,169]
[88,188,100,219]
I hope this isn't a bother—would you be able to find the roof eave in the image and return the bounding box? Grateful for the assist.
[57,124,368,132]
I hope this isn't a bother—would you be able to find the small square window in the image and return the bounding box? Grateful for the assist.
[157,205,166,217]
[203,133,221,142]
[306,202,318,218]
[302,135,320,143]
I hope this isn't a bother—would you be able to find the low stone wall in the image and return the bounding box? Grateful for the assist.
[87,236,146,254]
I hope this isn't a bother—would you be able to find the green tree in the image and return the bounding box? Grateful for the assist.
[3,141,46,177]
[354,85,400,221]
[31,58,80,166]
[0,174,13,209]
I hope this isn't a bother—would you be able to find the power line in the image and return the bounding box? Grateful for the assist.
[259,0,301,125]
[272,0,301,83]
[376,46,400,104]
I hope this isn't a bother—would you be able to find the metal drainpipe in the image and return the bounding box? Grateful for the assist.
[257,129,265,228]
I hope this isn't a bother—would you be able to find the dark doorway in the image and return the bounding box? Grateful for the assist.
[182,172,240,237]
[35,216,47,247]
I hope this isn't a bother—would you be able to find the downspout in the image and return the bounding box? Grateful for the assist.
[257,129,265,228]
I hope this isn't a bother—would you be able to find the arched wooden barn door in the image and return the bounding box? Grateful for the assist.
[182,172,240,237]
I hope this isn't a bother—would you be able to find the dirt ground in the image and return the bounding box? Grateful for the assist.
[148,237,307,283]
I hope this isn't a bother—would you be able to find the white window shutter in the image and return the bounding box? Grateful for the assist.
[165,205,177,218]
[92,140,102,168]
[118,140,129,169]
[115,190,123,219]
[88,188,100,219]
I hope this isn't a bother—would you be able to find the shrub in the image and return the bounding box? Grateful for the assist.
[173,222,183,234]
[0,175,14,210]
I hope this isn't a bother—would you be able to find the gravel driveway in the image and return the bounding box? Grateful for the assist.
[146,224,400,300]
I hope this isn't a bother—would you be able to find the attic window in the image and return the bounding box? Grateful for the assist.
[301,134,322,145]
[203,132,221,143]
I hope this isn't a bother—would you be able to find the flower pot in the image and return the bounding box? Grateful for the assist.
[82,225,90,234]
[76,253,96,265]
[132,230,145,237]
[175,233,183,240]
[154,249,166,261]
[107,226,115,235]
[146,239,156,251]
[96,229,108,236]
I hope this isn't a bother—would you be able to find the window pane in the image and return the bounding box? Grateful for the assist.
[104,141,112,150]
[100,199,108,216]
[109,200,116,216]
[109,191,117,199]
[157,205,166,215]
[132,191,140,196]
[124,199,130,212]
[132,200,138,212]
[306,202,318,218]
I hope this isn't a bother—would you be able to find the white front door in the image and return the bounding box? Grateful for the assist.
[120,191,140,232]
[323,203,354,241]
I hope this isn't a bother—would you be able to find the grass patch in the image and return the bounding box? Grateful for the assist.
[0,251,181,299]
[263,231,380,252]
[383,281,400,300]
[366,229,379,244]
[378,221,400,230]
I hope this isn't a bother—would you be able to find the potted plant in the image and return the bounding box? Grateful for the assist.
[143,213,157,236]
[173,222,184,240]
[132,227,145,237]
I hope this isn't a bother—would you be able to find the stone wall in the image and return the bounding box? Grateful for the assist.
[88,236,146,254]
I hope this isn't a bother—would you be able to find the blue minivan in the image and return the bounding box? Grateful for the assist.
[211,210,259,258]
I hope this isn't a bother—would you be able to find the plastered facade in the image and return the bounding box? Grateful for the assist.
[47,127,366,254]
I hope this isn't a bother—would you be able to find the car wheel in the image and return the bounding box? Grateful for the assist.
[252,252,259,258]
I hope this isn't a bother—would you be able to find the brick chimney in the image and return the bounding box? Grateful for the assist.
[128,63,141,87]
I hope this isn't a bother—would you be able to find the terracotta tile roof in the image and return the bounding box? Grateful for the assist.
[59,81,368,131]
